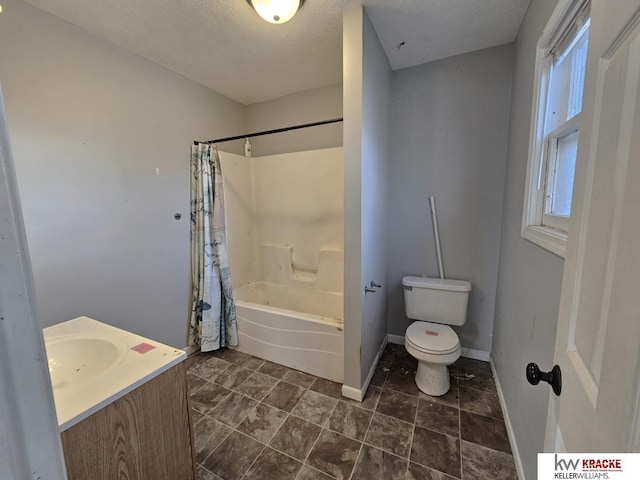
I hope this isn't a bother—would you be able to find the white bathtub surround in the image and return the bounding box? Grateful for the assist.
[234,282,344,382]
[220,148,344,289]
[252,149,344,270]
[232,245,344,382]
[220,147,344,382]
[43,317,185,431]
[260,243,344,293]
[235,281,342,321]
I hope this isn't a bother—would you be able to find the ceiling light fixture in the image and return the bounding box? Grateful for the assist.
[247,0,304,25]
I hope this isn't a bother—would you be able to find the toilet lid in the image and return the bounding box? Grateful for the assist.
[406,322,459,355]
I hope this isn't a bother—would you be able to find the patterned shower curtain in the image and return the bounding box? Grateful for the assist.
[188,143,238,352]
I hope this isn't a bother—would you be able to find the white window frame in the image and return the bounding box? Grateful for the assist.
[521,0,590,258]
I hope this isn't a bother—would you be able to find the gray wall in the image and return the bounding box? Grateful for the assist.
[245,84,343,157]
[0,0,246,348]
[343,6,391,392]
[386,45,514,354]
[359,9,391,382]
[492,2,565,480]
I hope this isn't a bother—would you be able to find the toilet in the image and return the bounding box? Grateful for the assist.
[403,276,471,396]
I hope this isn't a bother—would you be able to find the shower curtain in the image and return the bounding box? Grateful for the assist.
[188,143,238,352]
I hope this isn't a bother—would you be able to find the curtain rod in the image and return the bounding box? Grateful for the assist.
[193,117,343,145]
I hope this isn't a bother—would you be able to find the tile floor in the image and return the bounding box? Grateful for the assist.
[186,343,517,480]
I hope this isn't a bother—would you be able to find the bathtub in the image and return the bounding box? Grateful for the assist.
[233,282,344,382]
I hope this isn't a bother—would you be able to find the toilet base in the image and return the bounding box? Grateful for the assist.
[415,361,450,396]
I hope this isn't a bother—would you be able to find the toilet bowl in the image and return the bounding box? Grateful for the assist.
[405,321,461,396]
[402,276,471,396]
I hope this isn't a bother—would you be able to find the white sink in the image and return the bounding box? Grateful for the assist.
[43,317,185,431]
[45,335,126,389]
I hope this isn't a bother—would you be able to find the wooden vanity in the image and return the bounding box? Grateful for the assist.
[60,363,196,480]
[44,317,196,480]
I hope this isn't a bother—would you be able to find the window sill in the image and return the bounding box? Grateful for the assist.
[521,225,567,258]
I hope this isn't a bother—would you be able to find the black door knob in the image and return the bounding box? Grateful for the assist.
[526,363,562,396]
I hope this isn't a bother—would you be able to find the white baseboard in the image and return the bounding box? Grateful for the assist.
[341,385,361,401]
[340,336,491,402]
[388,334,490,364]
[184,345,199,356]
[490,356,526,480]
[341,335,388,402]
[363,335,388,392]
[461,348,491,362]
[387,334,405,345]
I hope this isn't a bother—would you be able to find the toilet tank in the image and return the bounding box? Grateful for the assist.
[402,276,471,326]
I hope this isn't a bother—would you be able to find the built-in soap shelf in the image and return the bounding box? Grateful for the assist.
[291,261,319,282]
[260,243,343,293]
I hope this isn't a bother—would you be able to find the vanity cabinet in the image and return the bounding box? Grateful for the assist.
[60,362,196,480]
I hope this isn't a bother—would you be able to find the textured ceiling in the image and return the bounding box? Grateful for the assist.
[22,0,530,105]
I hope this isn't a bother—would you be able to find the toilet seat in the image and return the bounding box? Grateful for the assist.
[405,321,459,355]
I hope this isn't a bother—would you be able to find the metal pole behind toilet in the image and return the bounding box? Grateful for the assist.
[429,196,445,280]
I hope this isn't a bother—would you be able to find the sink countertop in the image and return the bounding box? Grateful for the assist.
[43,316,186,432]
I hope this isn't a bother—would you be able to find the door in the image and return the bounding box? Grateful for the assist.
[544,0,640,452]
[0,89,67,477]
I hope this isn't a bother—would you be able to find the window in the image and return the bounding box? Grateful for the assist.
[522,0,590,257]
